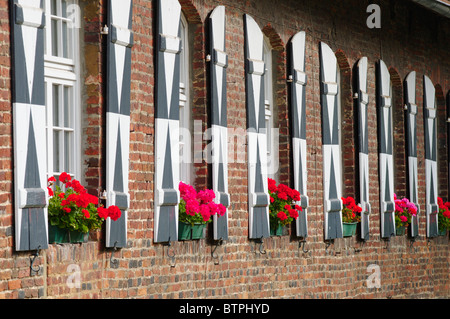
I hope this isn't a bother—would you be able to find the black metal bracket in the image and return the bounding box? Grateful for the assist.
[354,239,365,253]
[211,238,224,265]
[299,239,309,254]
[325,239,334,254]
[165,237,176,267]
[109,241,119,267]
[257,236,266,255]
[30,246,41,276]
[383,237,391,251]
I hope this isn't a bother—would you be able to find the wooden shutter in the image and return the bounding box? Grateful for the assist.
[105,0,133,248]
[209,6,229,241]
[244,14,270,239]
[423,75,439,238]
[377,60,395,239]
[404,71,420,238]
[320,42,343,240]
[154,0,181,243]
[289,32,309,238]
[12,0,48,251]
[356,57,371,240]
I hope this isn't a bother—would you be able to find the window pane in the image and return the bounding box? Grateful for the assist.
[61,0,67,18]
[63,86,70,127]
[51,0,57,15]
[62,21,68,58]
[52,84,59,126]
[53,131,60,172]
[64,131,72,172]
[51,18,59,56]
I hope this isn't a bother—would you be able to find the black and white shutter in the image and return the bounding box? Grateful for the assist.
[154,0,181,243]
[244,14,270,239]
[423,75,439,238]
[320,42,343,240]
[289,31,309,238]
[105,0,133,248]
[404,71,420,238]
[355,57,371,241]
[209,6,229,241]
[377,60,395,239]
[11,0,48,251]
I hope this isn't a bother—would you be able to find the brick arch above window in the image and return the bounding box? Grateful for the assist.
[262,23,285,52]
[179,0,202,24]
[388,66,407,198]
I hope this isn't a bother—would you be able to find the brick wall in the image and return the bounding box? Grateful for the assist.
[0,0,449,299]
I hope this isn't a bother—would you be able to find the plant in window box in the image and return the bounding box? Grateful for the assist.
[47,172,121,243]
[341,196,362,237]
[268,178,301,236]
[393,194,417,236]
[437,197,450,236]
[178,182,226,240]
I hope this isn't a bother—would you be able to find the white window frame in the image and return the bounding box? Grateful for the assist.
[263,36,279,179]
[44,0,81,181]
[179,14,193,185]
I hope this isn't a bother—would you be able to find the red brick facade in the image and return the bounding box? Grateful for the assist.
[0,0,449,299]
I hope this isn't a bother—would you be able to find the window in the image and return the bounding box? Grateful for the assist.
[44,0,81,182]
[179,14,193,184]
[263,36,279,180]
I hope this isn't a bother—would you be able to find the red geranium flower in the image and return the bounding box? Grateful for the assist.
[277,211,288,221]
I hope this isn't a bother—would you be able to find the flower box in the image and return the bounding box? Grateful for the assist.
[396,226,406,236]
[342,222,357,237]
[48,224,88,244]
[438,229,447,236]
[270,224,284,236]
[178,222,206,240]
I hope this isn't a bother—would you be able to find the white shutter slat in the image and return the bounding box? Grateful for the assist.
[377,60,395,239]
[290,31,309,238]
[405,71,420,238]
[320,42,343,240]
[424,75,439,238]
[12,0,48,251]
[356,57,371,240]
[105,0,133,248]
[154,0,181,243]
[245,14,270,239]
[209,6,229,241]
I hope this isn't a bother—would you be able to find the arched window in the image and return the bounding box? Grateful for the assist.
[179,13,193,185]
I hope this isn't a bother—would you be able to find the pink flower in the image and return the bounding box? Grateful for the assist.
[185,199,199,216]
[400,215,408,223]
[217,204,226,217]
[200,205,211,222]
[197,189,215,203]
[179,182,197,202]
